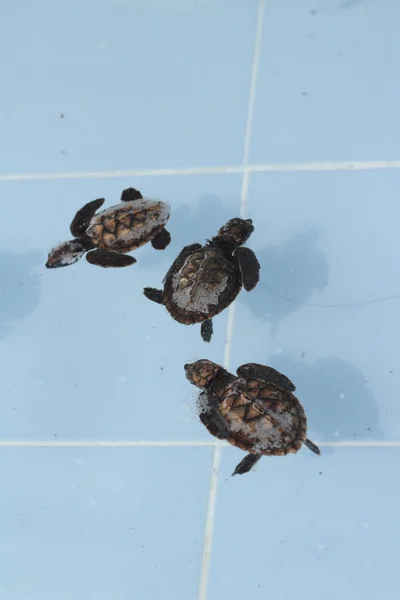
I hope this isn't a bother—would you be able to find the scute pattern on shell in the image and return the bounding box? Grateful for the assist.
[86,198,170,252]
[168,249,240,320]
[219,377,307,456]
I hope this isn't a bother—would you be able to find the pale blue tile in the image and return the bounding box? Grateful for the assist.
[250,1,400,163]
[233,170,400,441]
[209,447,400,600]
[0,446,211,600]
[0,0,258,174]
[0,174,241,440]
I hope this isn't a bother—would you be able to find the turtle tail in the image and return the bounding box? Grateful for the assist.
[305,438,321,455]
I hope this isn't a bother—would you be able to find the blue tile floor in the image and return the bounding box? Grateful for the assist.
[0,447,212,600]
[1,1,399,599]
[209,448,400,600]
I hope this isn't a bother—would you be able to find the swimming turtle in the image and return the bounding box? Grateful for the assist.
[184,360,320,475]
[143,218,260,341]
[46,187,171,269]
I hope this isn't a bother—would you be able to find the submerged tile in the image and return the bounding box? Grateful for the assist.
[0,446,212,600]
[209,447,400,600]
[0,174,241,440]
[0,0,258,173]
[232,169,400,441]
[250,2,400,163]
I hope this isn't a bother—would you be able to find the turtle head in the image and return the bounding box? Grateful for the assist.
[215,218,254,247]
[184,360,225,389]
[46,239,89,269]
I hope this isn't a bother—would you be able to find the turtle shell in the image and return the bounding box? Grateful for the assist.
[216,377,308,456]
[86,198,170,253]
[163,246,242,324]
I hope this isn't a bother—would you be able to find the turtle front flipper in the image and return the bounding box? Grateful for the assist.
[143,287,164,304]
[121,188,143,202]
[70,198,105,238]
[151,228,171,250]
[86,249,137,268]
[180,243,203,254]
[232,453,261,476]
[236,363,296,392]
[304,438,321,455]
[46,238,92,268]
[198,392,231,441]
[234,247,260,291]
[201,319,213,343]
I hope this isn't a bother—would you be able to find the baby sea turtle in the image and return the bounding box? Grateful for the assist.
[46,188,171,269]
[143,218,260,341]
[184,359,320,475]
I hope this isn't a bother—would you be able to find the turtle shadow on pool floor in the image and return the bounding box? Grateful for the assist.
[239,231,330,338]
[136,194,236,271]
[262,353,384,455]
[0,249,43,340]
[339,0,366,9]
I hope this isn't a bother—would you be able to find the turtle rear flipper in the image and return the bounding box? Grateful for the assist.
[70,198,105,238]
[304,438,321,455]
[234,247,260,291]
[236,363,296,392]
[120,188,143,202]
[86,249,137,268]
[201,319,213,343]
[151,228,171,250]
[232,453,261,476]
[143,287,164,304]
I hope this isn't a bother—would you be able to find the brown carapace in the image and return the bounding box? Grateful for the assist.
[46,187,171,269]
[143,218,260,342]
[184,359,320,475]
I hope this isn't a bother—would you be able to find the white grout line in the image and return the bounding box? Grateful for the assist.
[242,0,265,168]
[0,440,398,448]
[0,440,215,448]
[198,3,265,599]
[0,166,243,181]
[223,295,237,373]
[254,160,400,172]
[2,160,400,182]
[318,441,400,447]
[240,169,250,218]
